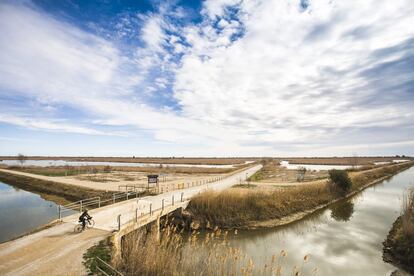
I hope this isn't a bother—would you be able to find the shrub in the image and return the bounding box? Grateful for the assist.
[329,169,352,194]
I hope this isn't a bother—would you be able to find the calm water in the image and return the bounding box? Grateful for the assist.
[0,181,65,243]
[280,160,409,171]
[280,160,358,171]
[204,167,414,275]
[0,159,242,168]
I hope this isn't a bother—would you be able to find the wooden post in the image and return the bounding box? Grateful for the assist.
[181,192,184,202]
[156,216,161,242]
[113,194,115,204]
[98,198,101,208]
[117,215,121,231]
[150,203,152,215]
[172,195,174,206]
[58,205,61,220]
[162,199,164,211]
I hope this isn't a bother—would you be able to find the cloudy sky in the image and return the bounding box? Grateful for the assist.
[0,0,413,157]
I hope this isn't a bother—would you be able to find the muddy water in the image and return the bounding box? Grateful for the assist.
[204,167,414,275]
[0,181,71,243]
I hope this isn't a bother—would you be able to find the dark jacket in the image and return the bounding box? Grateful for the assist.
[79,211,92,221]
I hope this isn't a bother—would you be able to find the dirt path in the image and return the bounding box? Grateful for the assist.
[0,222,110,276]
[0,165,262,275]
[0,168,225,192]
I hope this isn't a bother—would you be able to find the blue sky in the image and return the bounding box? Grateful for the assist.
[0,0,413,157]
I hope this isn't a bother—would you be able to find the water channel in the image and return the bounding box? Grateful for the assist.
[213,166,414,275]
[1,167,413,274]
[0,159,247,168]
[0,181,70,243]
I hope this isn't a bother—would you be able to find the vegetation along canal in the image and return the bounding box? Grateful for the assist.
[187,167,414,275]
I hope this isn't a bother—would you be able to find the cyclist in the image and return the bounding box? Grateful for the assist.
[79,209,92,230]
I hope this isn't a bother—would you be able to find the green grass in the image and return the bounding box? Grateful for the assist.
[83,239,113,275]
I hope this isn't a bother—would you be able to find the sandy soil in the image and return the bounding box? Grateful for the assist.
[0,169,223,192]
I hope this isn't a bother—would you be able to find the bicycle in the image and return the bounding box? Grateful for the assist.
[74,218,95,233]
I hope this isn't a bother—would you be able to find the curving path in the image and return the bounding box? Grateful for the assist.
[0,165,261,276]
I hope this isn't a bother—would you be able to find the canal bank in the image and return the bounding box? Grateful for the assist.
[182,162,414,230]
[0,181,69,243]
[0,169,112,202]
[115,164,414,275]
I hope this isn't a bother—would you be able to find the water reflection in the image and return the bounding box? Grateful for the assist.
[0,181,70,243]
[330,200,354,222]
[198,167,414,275]
[0,159,239,168]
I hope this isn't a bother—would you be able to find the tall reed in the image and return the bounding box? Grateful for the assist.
[115,225,316,276]
[401,187,414,237]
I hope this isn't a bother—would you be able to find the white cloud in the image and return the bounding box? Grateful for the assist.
[140,15,166,53]
[0,114,118,136]
[172,0,414,154]
[0,0,414,156]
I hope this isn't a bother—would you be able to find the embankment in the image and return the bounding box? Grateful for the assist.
[0,170,112,202]
[183,162,414,230]
[383,188,414,274]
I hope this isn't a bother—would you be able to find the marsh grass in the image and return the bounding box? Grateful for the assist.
[188,184,332,228]
[7,164,238,176]
[401,187,414,237]
[115,225,316,276]
[383,186,414,273]
[188,163,413,228]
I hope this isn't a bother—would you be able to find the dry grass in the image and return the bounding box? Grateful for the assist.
[383,186,414,273]
[188,162,414,228]
[115,225,316,276]
[0,170,112,202]
[0,156,257,165]
[401,187,414,237]
[188,184,332,228]
[7,164,241,176]
[248,160,328,183]
[283,157,412,165]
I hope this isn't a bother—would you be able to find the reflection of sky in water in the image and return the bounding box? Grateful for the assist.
[223,168,414,275]
[0,159,236,168]
[0,181,60,243]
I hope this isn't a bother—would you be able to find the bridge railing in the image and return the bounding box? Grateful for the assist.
[116,192,193,231]
[114,167,259,230]
[95,257,123,276]
[58,191,143,219]
[59,165,259,221]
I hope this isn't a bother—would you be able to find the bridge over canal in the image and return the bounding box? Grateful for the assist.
[0,165,261,276]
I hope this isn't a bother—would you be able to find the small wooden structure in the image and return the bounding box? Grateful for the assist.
[147,174,159,189]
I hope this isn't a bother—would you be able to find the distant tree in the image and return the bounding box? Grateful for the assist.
[17,153,27,166]
[329,169,352,195]
[103,165,112,173]
[296,167,306,182]
[349,153,359,169]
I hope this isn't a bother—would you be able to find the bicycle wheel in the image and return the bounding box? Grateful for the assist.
[86,219,95,229]
[74,224,83,233]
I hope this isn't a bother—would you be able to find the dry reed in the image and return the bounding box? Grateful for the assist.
[401,187,414,237]
[188,162,413,228]
[115,224,315,276]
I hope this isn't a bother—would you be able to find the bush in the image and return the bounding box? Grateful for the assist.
[329,169,352,194]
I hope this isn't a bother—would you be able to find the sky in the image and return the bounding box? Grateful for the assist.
[0,0,413,157]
